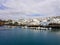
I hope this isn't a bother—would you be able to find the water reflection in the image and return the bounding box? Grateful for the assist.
[0,26,18,31]
[0,26,60,45]
[50,29,60,32]
[0,26,60,33]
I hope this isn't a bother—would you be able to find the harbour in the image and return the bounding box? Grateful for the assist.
[0,26,60,45]
[0,0,60,45]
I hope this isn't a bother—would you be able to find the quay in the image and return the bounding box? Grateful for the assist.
[20,25,52,30]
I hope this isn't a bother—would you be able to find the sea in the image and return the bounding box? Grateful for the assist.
[0,26,60,45]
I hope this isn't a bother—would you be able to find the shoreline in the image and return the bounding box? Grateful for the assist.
[0,25,60,30]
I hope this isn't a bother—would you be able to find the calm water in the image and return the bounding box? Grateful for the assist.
[0,26,60,45]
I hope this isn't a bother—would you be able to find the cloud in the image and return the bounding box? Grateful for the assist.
[0,0,60,20]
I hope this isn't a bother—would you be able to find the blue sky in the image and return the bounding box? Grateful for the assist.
[0,0,60,20]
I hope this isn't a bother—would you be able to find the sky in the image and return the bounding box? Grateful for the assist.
[0,0,60,20]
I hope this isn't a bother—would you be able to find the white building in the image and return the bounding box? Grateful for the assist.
[28,19,40,25]
[40,20,50,26]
